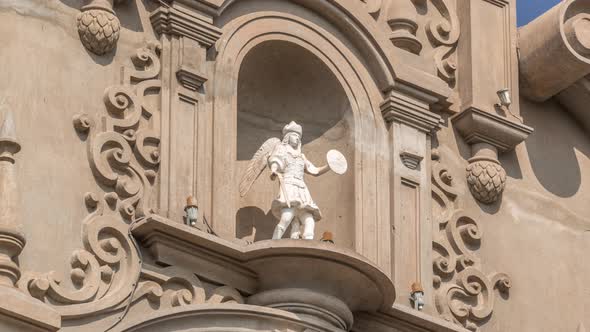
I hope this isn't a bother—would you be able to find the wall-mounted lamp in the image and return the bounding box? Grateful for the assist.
[184,196,199,227]
[410,282,425,311]
[496,88,512,108]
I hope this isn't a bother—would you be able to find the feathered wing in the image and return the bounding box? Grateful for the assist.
[239,137,281,197]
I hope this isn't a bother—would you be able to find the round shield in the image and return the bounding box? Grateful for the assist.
[326,149,348,175]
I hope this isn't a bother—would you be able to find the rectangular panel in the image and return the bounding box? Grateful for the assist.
[397,179,420,294]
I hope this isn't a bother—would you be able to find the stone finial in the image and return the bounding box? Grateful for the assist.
[0,111,25,287]
[77,0,126,55]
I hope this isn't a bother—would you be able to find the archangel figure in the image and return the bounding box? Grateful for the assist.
[240,121,347,240]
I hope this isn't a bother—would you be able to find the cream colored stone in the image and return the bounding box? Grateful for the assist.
[0,0,589,331]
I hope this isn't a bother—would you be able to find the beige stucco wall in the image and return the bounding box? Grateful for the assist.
[0,0,588,331]
[435,98,590,331]
[0,0,157,282]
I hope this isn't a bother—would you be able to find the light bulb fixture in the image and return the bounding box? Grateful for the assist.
[320,231,334,244]
[496,88,512,108]
[184,196,199,227]
[410,282,425,311]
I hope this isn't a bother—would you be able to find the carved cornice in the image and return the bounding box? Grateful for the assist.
[431,154,511,331]
[381,88,443,133]
[150,1,222,48]
[452,107,533,153]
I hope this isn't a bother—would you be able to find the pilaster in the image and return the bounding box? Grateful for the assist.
[380,86,441,313]
[150,0,222,225]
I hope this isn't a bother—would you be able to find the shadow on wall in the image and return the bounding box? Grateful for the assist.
[236,206,276,241]
[522,97,590,197]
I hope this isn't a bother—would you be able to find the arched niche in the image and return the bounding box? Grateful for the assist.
[211,8,390,266]
[235,40,355,248]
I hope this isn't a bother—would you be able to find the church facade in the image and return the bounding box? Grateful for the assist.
[0,0,588,331]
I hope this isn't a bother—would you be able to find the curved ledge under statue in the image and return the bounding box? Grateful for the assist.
[239,121,348,240]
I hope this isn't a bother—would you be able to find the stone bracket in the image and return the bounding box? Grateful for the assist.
[452,107,533,204]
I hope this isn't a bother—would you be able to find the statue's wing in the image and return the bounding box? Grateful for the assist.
[239,137,281,197]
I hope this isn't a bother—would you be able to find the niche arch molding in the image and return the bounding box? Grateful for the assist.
[211,10,390,264]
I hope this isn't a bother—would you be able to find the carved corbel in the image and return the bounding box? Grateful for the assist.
[386,0,423,54]
[77,0,128,55]
[452,108,533,204]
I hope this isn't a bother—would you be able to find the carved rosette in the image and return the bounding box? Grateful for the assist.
[17,42,162,319]
[77,0,126,55]
[465,158,506,204]
[431,153,511,331]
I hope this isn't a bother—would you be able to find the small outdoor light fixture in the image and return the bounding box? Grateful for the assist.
[496,88,512,108]
[184,196,199,227]
[320,231,334,244]
[410,282,425,311]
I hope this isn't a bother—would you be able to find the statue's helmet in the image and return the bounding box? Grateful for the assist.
[282,121,302,138]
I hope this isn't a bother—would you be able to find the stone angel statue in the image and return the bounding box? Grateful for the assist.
[239,121,348,240]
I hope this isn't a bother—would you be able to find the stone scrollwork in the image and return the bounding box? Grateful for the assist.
[431,152,511,331]
[127,266,244,310]
[426,0,460,85]
[17,42,162,320]
[360,0,383,16]
[77,0,128,55]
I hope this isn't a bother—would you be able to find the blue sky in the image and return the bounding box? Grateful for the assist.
[517,0,562,26]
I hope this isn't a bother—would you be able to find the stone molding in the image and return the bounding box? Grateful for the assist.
[519,0,590,102]
[386,1,422,55]
[131,215,397,331]
[380,88,443,134]
[430,153,511,331]
[150,1,222,48]
[452,107,533,204]
[77,0,129,55]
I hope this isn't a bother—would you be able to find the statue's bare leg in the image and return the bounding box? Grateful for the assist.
[290,218,301,239]
[300,212,315,240]
[272,207,295,240]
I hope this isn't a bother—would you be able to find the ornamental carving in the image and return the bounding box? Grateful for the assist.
[466,159,506,204]
[77,0,128,55]
[431,152,511,331]
[17,42,162,319]
[426,0,460,85]
[128,266,244,310]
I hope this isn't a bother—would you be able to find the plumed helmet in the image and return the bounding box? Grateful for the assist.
[282,121,302,137]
